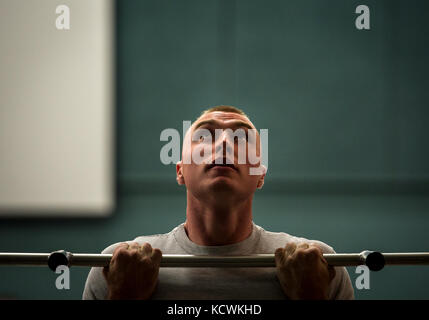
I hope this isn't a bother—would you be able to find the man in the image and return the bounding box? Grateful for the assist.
[83,105,354,300]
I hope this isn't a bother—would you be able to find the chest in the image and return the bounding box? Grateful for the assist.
[152,267,286,300]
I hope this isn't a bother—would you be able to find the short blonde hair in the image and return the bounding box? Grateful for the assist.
[199,105,248,119]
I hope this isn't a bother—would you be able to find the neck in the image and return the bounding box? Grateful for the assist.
[183,191,253,246]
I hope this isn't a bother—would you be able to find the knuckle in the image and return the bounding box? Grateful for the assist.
[297,242,309,249]
[284,256,294,266]
[140,257,157,272]
[275,248,284,259]
[289,257,299,268]
[129,250,140,257]
[114,243,127,253]
[116,249,128,259]
[142,242,153,250]
[307,248,320,259]
[295,249,305,259]
[152,248,162,259]
[285,243,295,250]
[140,256,152,265]
[127,242,138,249]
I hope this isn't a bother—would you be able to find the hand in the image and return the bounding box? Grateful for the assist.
[103,242,162,300]
[274,242,336,300]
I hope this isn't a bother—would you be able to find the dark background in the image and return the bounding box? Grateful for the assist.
[0,0,428,299]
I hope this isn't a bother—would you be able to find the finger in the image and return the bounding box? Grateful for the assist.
[112,242,129,258]
[297,242,310,250]
[307,244,327,263]
[128,242,141,251]
[274,248,285,265]
[110,243,131,266]
[115,242,129,251]
[151,248,162,265]
[307,242,323,252]
[284,242,297,257]
[140,242,153,256]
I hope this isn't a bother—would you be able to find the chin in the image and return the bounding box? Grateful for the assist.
[209,177,235,190]
[199,177,238,197]
[191,180,251,204]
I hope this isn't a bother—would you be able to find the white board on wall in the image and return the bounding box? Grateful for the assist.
[0,0,115,216]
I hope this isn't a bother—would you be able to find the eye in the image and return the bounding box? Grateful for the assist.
[194,129,212,143]
[234,135,247,143]
[233,130,248,143]
[246,130,257,144]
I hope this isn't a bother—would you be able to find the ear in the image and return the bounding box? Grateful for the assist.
[176,161,185,185]
[256,165,266,189]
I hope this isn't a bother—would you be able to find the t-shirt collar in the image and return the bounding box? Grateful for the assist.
[173,221,261,255]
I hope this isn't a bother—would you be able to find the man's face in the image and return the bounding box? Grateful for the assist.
[177,111,265,202]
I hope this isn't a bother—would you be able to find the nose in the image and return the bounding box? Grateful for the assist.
[214,131,234,161]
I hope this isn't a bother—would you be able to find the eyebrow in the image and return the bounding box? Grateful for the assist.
[194,119,254,131]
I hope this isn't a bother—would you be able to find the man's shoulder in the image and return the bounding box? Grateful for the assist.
[256,225,336,254]
[100,225,180,254]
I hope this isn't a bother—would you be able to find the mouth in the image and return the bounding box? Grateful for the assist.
[206,161,238,172]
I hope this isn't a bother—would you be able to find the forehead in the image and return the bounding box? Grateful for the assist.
[194,111,256,129]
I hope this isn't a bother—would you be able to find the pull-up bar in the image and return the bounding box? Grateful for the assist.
[0,250,428,272]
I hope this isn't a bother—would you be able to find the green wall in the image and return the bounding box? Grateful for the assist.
[1,0,428,299]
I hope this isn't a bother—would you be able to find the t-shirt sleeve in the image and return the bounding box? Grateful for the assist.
[82,266,107,300]
[330,266,355,300]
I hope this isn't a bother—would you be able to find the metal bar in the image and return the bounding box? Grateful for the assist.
[0,251,428,271]
[61,251,386,270]
[382,253,429,266]
[0,253,49,266]
[0,252,364,268]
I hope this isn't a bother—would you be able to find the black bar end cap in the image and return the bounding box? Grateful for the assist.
[48,250,70,271]
[366,251,385,271]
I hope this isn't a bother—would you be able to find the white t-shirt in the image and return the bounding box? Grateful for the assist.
[82,222,354,299]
